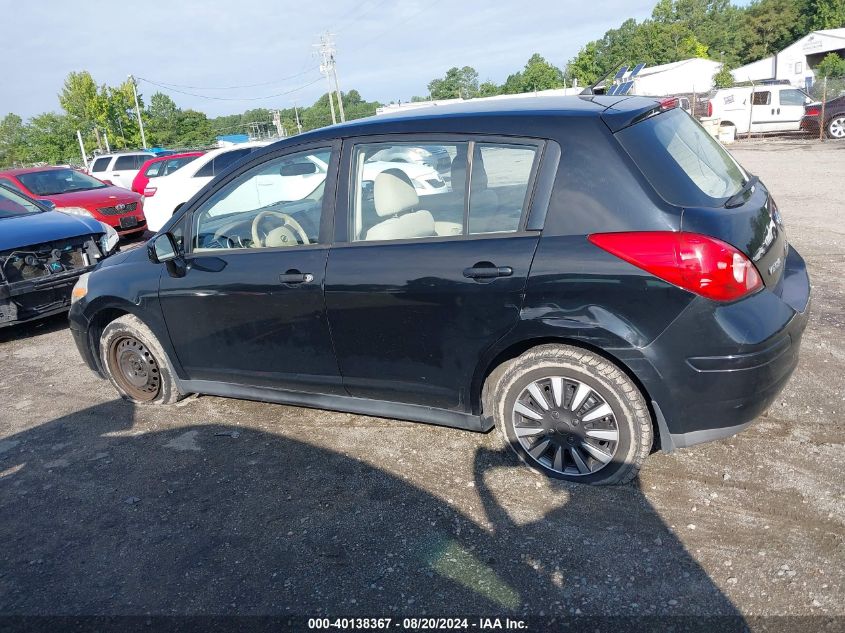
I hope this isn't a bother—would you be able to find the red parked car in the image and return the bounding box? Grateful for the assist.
[0,166,147,237]
[131,152,204,196]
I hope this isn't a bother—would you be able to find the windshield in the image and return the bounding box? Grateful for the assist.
[17,168,107,196]
[616,108,747,207]
[0,185,43,219]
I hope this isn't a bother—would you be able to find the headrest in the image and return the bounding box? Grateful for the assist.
[374,168,418,217]
[450,145,488,191]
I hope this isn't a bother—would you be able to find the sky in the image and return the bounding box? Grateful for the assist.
[2,0,673,119]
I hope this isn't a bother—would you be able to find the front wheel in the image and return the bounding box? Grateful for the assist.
[99,314,184,405]
[490,345,652,485]
[827,116,845,140]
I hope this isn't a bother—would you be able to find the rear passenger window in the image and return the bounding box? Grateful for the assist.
[751,91,770,106]
[469,144,537,234]
[145,162,163,178]
[349,140,538,242]
[114,155,136,170]
[91,157,111,172]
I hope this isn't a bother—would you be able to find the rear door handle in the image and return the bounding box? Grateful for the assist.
[463,265,513,279]
[279,271,314,285]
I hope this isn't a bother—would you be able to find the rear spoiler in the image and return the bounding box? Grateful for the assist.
[600,97,681,133]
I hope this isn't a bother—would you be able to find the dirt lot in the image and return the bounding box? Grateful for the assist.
[0,140,843,626]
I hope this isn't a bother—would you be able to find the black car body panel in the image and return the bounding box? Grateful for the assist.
[70,95,810,452]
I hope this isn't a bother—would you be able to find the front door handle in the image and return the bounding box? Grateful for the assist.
[279,271,314,285]
[463,264,513,280]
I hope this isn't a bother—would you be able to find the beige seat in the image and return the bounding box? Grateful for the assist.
[365,169,436,241]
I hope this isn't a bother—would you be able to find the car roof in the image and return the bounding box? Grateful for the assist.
[260,95,661,148]
[0,165,82,176]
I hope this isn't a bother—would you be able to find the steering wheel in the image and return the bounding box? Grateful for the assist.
[251,210,310,247]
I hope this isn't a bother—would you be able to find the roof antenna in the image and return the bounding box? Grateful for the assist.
[580,62,626,96]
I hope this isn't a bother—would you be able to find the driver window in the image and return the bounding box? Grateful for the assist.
[192,148,331,252]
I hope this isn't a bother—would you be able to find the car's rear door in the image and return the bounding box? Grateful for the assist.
[324,135,556,411]
[158,141,343,393]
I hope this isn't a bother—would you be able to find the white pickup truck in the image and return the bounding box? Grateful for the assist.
[708,84,815,139]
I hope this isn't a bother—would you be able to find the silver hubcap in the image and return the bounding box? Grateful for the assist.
[511,376,619,476]
[829,117,845,139]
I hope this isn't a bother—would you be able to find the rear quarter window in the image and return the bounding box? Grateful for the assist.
[91,157,111,172]
[616,108,747,207]
[114,155,137,170]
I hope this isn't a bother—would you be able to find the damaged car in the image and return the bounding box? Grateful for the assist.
[0,183,117,328]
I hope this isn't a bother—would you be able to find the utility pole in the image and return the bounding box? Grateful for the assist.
[76,130,88,170]
[316,33,345,123]
[128,74,148,149]
[270,109,284,138]
[291,101,303,134]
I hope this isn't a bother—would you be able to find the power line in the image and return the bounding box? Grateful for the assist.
[141,65,320,91]
[352,0,448,55]
[135,75,324,101]
[331,0,392,34]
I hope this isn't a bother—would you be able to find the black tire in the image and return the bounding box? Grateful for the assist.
[99,314,184,405]
[489,344,652,485]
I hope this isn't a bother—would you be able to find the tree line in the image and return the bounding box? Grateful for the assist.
[0,72,381,168]
[421,0,845,99]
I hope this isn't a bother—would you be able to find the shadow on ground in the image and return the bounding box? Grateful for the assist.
[0,401,743,623]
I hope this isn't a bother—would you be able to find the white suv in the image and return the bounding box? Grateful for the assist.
[143,142,269,232]
[88,152,155,189]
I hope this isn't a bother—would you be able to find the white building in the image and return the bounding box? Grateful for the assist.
[376,87,582,115]
[623,58,722,95]
[732,29,845,89]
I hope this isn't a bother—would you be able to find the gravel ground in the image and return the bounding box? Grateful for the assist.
[0,140,843,625]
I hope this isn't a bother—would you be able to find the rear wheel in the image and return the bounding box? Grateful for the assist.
[490,344,652,485]
[827,116,845,140]
[99,314,183,405]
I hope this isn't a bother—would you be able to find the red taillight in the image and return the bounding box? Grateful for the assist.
[707,100,713,117]
[658,97,679,111]
[588,231,762,302]
[143,186,156,197]
[805,106,820,117]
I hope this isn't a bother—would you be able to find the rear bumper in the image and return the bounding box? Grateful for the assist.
[635,246,810,450]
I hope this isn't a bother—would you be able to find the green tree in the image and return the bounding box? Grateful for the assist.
[805,0,845,29]
[815,52,845,77]
[740,0,808,63]
[713,64,735,88]
[0,114,28,167]
[146,92,180,146]
[428,66,479,99]
[502,54,566,94]
[477,81,501,97]
[27,113,80,165]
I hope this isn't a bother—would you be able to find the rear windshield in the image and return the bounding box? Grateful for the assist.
[616,108,747,207]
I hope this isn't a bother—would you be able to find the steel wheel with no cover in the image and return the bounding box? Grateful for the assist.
[99,314,184,405]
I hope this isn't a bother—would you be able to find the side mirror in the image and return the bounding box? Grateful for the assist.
[39,199,56,211]
[148,232,179,263]
[280,162,318,176]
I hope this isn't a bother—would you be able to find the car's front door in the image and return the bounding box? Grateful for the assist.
[324,137,550,411]
[158,142,343,393]
[775,88,809,131]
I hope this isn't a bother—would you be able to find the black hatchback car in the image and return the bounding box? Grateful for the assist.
[69,96,810,485]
